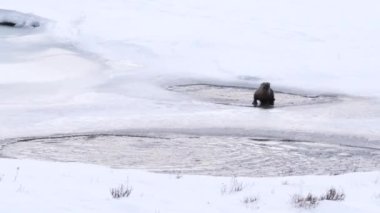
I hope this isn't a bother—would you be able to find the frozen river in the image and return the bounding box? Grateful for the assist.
[1,130,380,177]
[1,8,380,178]
[1,84,379,177]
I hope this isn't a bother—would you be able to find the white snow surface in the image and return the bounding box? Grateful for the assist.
[0,0,380,140]
[1,158,380,213]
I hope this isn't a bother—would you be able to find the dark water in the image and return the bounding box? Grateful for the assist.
[1,132,379,177]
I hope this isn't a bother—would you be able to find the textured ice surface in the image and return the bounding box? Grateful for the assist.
[2,133,380,177]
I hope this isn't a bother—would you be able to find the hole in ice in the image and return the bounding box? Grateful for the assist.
[168,84,339,108]
[2,133,380,177]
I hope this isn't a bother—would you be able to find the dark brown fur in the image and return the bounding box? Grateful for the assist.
[252,82,275,107]
[0,21,16,27]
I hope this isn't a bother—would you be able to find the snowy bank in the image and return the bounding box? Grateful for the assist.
[0,158,379,213]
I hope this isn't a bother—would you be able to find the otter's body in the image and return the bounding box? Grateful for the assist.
[253,82,275,107]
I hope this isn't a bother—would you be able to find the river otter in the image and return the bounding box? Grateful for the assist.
[0,21,16,27]
[252,82,275,107]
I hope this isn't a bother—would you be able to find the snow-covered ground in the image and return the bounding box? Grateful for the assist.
[1,0,380,212]
[1,159,380,213]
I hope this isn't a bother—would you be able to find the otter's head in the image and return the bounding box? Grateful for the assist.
[261,82,270,90]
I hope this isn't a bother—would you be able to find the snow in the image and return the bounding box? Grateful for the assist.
[0,158,380,213]
[0,0,380,140]
[0,0,380,212]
